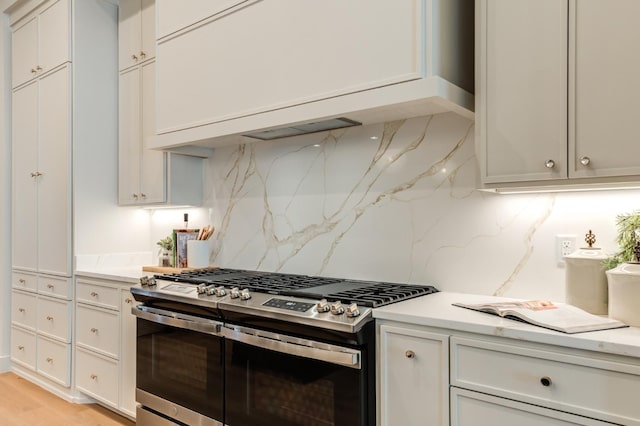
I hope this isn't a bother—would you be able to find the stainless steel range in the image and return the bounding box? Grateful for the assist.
[131,268,437,426]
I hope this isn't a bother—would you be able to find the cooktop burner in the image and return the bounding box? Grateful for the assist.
[153,268,437,308]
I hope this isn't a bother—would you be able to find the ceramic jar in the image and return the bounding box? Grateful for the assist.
[606,263,640,326]
[565,248,609,315]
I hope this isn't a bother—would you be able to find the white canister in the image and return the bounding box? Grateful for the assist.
[565,248,609,315]
[606,263,640,326]
[187,240,210,268]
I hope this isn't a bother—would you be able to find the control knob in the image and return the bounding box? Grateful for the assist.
[346,303,360,318]
[316,299,330,313]
[239,289,251,300]
[330,301,345,315]
[139,276,156,287]
[229,287,240,299]
[214,286,227,297]
[205,285,217,296]
[196,284,208,295]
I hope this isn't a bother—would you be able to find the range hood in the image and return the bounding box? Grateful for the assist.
[243,118,361,141]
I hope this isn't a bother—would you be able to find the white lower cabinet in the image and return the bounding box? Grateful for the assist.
[377,323,449,426]
[37,335,71,387]
[74,277,138,419]
[378,323,640,426]
[11,326,37,370]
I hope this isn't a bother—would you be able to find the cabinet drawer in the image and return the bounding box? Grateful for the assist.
[76,348,118,407]
[37,336,70,387]
[76,304,119,358]
[12,272,37,292]
[11,290,37,330]
[11,326,37,370]
[38,275,71,299]
[451,336,640,425]
[451,387,613,426]
[76,280,120,310]
[37,296,71,342]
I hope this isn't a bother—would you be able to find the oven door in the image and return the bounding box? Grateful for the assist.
[134,306,224,426]
[223,324,371,426]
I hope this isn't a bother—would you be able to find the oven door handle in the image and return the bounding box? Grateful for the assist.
[133,305,222,335]
[223,325,361,369]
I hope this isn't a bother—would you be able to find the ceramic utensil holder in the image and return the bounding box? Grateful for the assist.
[187,240,210,268]
[606,263,640,326]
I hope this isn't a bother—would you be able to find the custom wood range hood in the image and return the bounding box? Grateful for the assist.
[148,0,475,157]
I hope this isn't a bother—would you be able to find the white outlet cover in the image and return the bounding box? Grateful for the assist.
[556,234,577,266]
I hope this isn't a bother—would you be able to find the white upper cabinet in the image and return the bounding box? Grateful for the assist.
[151,0,474,151]
[479,0,640,189]
[11,0,69,89]
[119,0,155,71]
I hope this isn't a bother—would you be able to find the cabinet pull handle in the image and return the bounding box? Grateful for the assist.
[579,156,591,166]
[125,298,132,304]
[46,316,53,321]
[18,308,25,313]
[132,54,138,61]
[18,278,26,284]
[405,350,415,359]
[90,292,98,297]
[46,357,53,363]
[91,374,98,380]
[540,376,552,387]
[545,159,555,169]
[18,345,24,350]
[47,284,54,289]
[91,328,98,333]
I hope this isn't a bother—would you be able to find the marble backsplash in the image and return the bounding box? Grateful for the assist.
[199,113,640,302]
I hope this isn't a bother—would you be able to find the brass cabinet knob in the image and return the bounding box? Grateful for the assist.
[91,374,97,380]
[405,350,415,359]
[140,193,146,199]
[18,279,26,285]
[18,345,24,350]
[31,68,37,74]
[125,298,132,304]
[91,328,98,333]
[90,292,98,297]
[140,51,146,58]
[46,316,53,321]
[132,54,138,61]
[47,284,54,289]
[132,193,138,200]
[18,308,25,313]
[545,159,555,169]
[36,65,42,71]
[46,357,53,363]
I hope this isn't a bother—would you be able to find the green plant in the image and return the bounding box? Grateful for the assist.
[157,235,174,252]
[603,211,640,270]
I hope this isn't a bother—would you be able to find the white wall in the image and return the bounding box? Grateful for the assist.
[203,113,640,302]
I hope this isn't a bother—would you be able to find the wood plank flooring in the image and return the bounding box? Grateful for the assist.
[0,373,135,426]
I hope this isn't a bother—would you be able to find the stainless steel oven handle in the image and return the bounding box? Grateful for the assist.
[223,325,361,369]
[133,305,222,335]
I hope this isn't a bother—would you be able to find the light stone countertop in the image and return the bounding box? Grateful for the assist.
[74,252,152,284]
[74,267,147,284]
[373,291,640,359]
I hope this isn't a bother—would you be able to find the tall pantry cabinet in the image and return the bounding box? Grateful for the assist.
[9,0,118,400]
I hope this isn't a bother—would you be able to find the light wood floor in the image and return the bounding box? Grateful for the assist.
[0,373,135,426]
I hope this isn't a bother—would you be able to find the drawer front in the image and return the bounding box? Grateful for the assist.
[76,348,118,407]
[11,326,36,370]
[76,280,120,310]
[37,296,71,342]
[451,336,640,425]
[76,304,119,358]
[11,290,37,330]
[37,336,71,387]
[12,271,37,292]
[38,275,72,299]
[451,387,613,426]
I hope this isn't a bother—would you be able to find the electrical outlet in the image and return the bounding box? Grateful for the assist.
[556,234,577,266]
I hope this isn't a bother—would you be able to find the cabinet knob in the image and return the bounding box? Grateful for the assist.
[579,156,591,166]
[91,328,98,333]
[18,308,25,313]
[140,51,146,58]
[36,65,42,72]
[91,374,98,380]
[405,350,415,359]
[18,345,24,351]
[46,316,53,321]
[545,159,555,169]
[140,193,146,199]
[132,54,138,61]
[125,298,132,304]
[47,284,54,289]
[132,193,138,200]
[90,292,98,297]
[46,357,53,363]
[31,68,37,74]
[30,172,38,178]
[540,376,552,387]
[18,279,26,284]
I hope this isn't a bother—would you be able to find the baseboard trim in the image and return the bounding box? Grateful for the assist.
[11,365,77,402]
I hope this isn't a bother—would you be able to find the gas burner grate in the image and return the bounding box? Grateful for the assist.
[325,283,438,308]
[230,274,343,293]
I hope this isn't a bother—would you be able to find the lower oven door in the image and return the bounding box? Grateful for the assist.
[223,324,371,426]
[134,306,224,425]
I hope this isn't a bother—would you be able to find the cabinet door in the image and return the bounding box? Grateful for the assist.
[479,0,568,183]
[140,0,155,61]
[156,0,422,134]
[118,66,142,205]
[120,290,139,417]
[12,81,38,271]
[451,388,613,426]
[378,324,449,426]
[157,0,246,38]
[118,0,142,71]
[11,16,38,88]
[38,0,70,75]
[37,65,71,276]
[570,0,640,178]
[139,60,166,204]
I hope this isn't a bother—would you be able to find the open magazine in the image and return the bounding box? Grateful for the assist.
[453,300,628,334]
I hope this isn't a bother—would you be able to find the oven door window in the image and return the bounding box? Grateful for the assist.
[225,340,367,426]
[136,318,224,421]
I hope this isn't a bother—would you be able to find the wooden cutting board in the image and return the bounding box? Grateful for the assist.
[142,266,195,274]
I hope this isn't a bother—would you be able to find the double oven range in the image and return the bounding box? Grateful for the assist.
[130,268,437,426]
